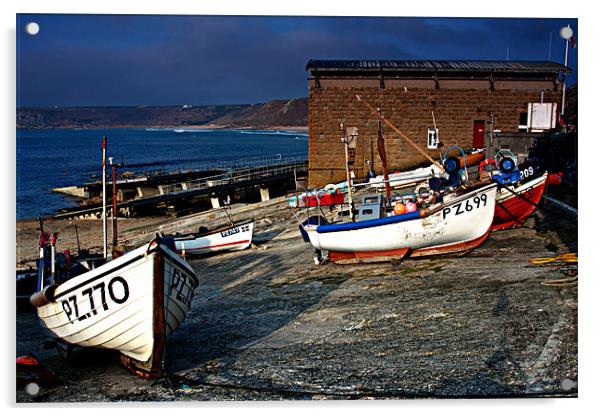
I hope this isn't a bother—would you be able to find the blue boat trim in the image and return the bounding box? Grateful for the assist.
[316,210,421,233]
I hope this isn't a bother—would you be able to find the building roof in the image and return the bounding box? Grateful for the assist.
[306,60,569,77]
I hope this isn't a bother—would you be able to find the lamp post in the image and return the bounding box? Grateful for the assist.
[560,24,573,117]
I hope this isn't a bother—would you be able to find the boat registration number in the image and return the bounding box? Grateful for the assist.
[518,161,536,181]
[61,276,129,324]
[442,193,488,219]
[220,223,251,238]
[170,268,195,307]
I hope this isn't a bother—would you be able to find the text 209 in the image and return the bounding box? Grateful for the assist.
[442,193,488,219]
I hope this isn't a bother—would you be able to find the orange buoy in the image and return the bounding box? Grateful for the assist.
[394,202,406,215]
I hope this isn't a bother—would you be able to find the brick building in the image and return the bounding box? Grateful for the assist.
[306,60,568,187]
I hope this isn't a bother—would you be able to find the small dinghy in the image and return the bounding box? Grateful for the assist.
[31,236,198,378]
[304,182,498,264]
[171,219,255,256]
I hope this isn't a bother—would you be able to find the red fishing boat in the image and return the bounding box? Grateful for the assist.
[491,172,548,231]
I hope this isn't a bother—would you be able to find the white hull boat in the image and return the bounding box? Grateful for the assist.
[32,238,198,378]
[172,220,254,256]
[368,149,485,190]
[304,183,497,264]
[368,164,446,189]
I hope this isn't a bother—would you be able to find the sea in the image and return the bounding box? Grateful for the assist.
[16,128,308,220]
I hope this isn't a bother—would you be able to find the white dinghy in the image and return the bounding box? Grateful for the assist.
[172,220,255,256]
[31,237,198,378]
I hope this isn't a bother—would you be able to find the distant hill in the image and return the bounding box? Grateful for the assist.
[17,98,308,129]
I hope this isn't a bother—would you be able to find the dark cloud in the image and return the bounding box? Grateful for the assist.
[16,15,578,106]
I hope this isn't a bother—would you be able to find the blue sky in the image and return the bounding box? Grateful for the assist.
[16,14,578,107]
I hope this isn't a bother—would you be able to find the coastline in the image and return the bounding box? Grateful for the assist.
[17,124,308,132]
[17,126,309,224]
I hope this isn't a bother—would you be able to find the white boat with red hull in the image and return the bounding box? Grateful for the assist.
[171,219,255,256]
[304,183,498,264]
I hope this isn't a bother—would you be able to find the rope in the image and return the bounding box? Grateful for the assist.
[497,180,576,221]
[528,252,577,265]
[540,276,578,287]
[355,95,445,173]
[529,252,578,288]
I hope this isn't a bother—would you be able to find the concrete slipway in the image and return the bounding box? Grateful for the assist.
[16,193,577,402]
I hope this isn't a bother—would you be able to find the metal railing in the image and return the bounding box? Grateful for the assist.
[158,154,308,195]
[132,152,307,179]
[196,152,307,172]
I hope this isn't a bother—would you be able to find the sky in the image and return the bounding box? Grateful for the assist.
[16,14,578,107]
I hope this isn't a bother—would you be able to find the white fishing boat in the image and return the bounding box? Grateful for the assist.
[368,149,485,190]
[368,163,447,189]
[304,182,498,264]
[171,219,254,256]
[304,96,495,264]
[31,237,198,378]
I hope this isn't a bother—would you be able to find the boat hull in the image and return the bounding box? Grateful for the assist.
[35,240,198,377]
[305,183,497,262]
[289,191,345,207]
[492,173,548,231]
[369,165,443,189]
[173,220,254,255]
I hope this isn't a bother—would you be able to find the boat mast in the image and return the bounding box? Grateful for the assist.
[356,95,445,173]
[377,109,392,202]
[109,157,119,251]
[341,123,356,221]
[102,136,108,259]
[222,195,235,227]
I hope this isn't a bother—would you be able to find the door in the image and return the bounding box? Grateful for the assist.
[473,120,485,149]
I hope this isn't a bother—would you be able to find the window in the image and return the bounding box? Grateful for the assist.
[519,112,528,131]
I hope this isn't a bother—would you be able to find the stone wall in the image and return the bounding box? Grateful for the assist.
[308,78,561,187]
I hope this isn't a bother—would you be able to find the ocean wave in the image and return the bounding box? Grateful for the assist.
[144,128,306,136]
[235,130,308,137]
[124,158,220,168]
[145,128,216,133]
[174,128,217,133]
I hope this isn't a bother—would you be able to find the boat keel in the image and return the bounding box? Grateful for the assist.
[329,248,410,265]
[327,231,490,264]
[120,254,166,379]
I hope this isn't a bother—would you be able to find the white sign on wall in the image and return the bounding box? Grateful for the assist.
[427,128,439,149]
[527,103,557,130]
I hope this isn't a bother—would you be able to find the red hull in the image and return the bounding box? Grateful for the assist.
[491,177,547,231]
[328,231,490,264]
